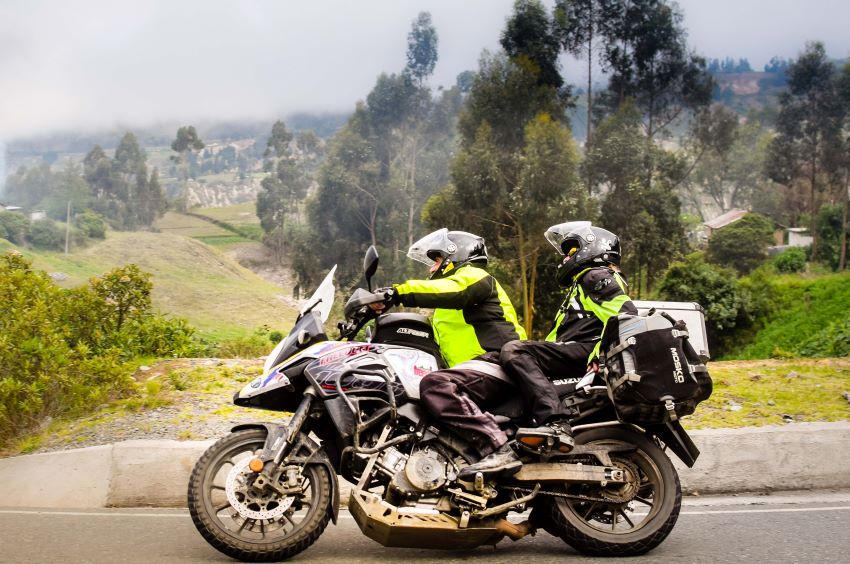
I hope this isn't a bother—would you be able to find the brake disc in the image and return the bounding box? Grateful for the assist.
[225,458,294,521]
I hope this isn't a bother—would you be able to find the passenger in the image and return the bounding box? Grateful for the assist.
[500,221,637,452]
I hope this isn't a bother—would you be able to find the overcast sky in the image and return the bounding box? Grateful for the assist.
[2,0,850,140]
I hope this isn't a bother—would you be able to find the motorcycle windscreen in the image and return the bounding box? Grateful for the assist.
[264,265,337,375]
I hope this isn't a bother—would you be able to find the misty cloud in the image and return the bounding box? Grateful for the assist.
[2,0,850,140]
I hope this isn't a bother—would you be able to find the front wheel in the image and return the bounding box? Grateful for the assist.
[188,429,333,562]
[536,426,681,556]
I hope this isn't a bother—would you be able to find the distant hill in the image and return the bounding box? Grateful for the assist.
[712,71,787,116]
[3,231,298,341]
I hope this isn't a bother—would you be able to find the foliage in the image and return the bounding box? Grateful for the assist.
[553,0,618,144]
[500,0,565,92]
[215,327,276,358]
[732,271,850,359]
[0,253,205,444]
[171,126,205,211]
[3,162,57,208]
[83,133,167,229]
[815,204,850,271]
[683,105,771,217]
[706,213,775,274]
[29,218,64,251]
[773,247,807,273]
[588,100,686,293]
[293,15,459,290]
[706,57,752,74]
[0,212,31,245]
[256,121,311,262]
[656,253,751,357]
[765,42,846,262]
[75,210,107,239]
[405,12,438,86]
[594,0,713,139]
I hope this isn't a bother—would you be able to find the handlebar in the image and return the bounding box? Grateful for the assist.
[339,288,394,340]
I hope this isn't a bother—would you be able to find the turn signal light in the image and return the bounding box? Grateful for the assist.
[248,458,264,472]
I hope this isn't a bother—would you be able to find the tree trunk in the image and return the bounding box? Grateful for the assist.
[408,137,418,248]
[585,24,594,195]
[527,248,539,335]
[840,174,849,271]
[516,223,531,335]
[810,153,819,262]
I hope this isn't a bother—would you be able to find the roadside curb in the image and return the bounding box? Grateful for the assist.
[1,422,848,508]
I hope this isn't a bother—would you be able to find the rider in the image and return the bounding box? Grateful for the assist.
[372,228,527,479]
[500,221,637,452]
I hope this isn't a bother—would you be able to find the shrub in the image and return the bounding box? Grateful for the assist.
[0,211,31,245]
[773,247,807,273]
[29,218,64,250]
[75,210,107,239]
[815,204,849,271]
[706,213,775,275]
[0,253,204,445]
[216,328,274,358]
[656,253,752,357]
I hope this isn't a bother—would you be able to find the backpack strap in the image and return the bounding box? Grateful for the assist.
[611,372,641,390]
[606,336,636,358]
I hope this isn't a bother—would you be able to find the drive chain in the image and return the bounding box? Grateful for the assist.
[503,486,632,505]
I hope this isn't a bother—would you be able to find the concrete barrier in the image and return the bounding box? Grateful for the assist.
[0,422,848,508]
[0,444,113,508]
[108,440,213,507]
[675,422,850,494]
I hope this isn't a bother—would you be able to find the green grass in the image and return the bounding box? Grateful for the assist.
[686,358,850,428]
[154,211,232,238]
[7,231,296,341]
[194,235,254,247]
[191,202,260,226]
[733,271,850,359]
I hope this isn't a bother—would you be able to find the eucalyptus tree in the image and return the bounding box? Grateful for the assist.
[766,42,845,262]
[170,126,204,211]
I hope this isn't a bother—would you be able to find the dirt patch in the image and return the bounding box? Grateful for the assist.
[6,358,288,457]
[225,242,303,310]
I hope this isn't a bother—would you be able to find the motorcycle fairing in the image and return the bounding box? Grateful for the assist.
[239,340,350,400]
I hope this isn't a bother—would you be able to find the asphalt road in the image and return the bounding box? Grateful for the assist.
[1,493,849,563]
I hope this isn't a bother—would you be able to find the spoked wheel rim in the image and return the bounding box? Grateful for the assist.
[200,435,323,544]
[562,438,665,536]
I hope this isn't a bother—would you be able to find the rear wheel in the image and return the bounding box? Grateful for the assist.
[188,429,333,562]
[535,426,681,556]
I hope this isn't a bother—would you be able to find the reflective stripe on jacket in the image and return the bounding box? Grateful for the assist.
[545,267,636,362]
[394,265,526,367]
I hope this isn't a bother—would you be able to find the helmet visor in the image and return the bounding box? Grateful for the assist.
[407,228,452,267]
[545,221,592,255]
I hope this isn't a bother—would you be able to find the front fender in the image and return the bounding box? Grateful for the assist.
[230,423,340,524]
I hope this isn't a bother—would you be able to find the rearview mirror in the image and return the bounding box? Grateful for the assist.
[364,245,379,291]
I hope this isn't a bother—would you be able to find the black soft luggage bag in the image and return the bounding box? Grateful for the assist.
[601,310,712,425]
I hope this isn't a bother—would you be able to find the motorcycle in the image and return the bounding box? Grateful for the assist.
[188,246,702,561]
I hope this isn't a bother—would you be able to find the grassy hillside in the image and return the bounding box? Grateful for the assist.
[5,231,297,341]
[734,271,850,359]
[154,206,262,249]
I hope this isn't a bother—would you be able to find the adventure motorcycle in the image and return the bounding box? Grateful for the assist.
[188,246,703,561]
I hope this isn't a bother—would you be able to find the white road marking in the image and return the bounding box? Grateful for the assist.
[1,506,850,518]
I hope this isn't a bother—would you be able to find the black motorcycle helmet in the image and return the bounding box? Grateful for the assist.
[407,228,488,279]
[545,221,622,286]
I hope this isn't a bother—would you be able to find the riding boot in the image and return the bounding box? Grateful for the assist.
[457,443,522,481]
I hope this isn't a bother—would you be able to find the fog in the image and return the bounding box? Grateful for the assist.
[2,0,850,141]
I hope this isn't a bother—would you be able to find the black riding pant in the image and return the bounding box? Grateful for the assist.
[419,352,514,456]
[500,339,595,425]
